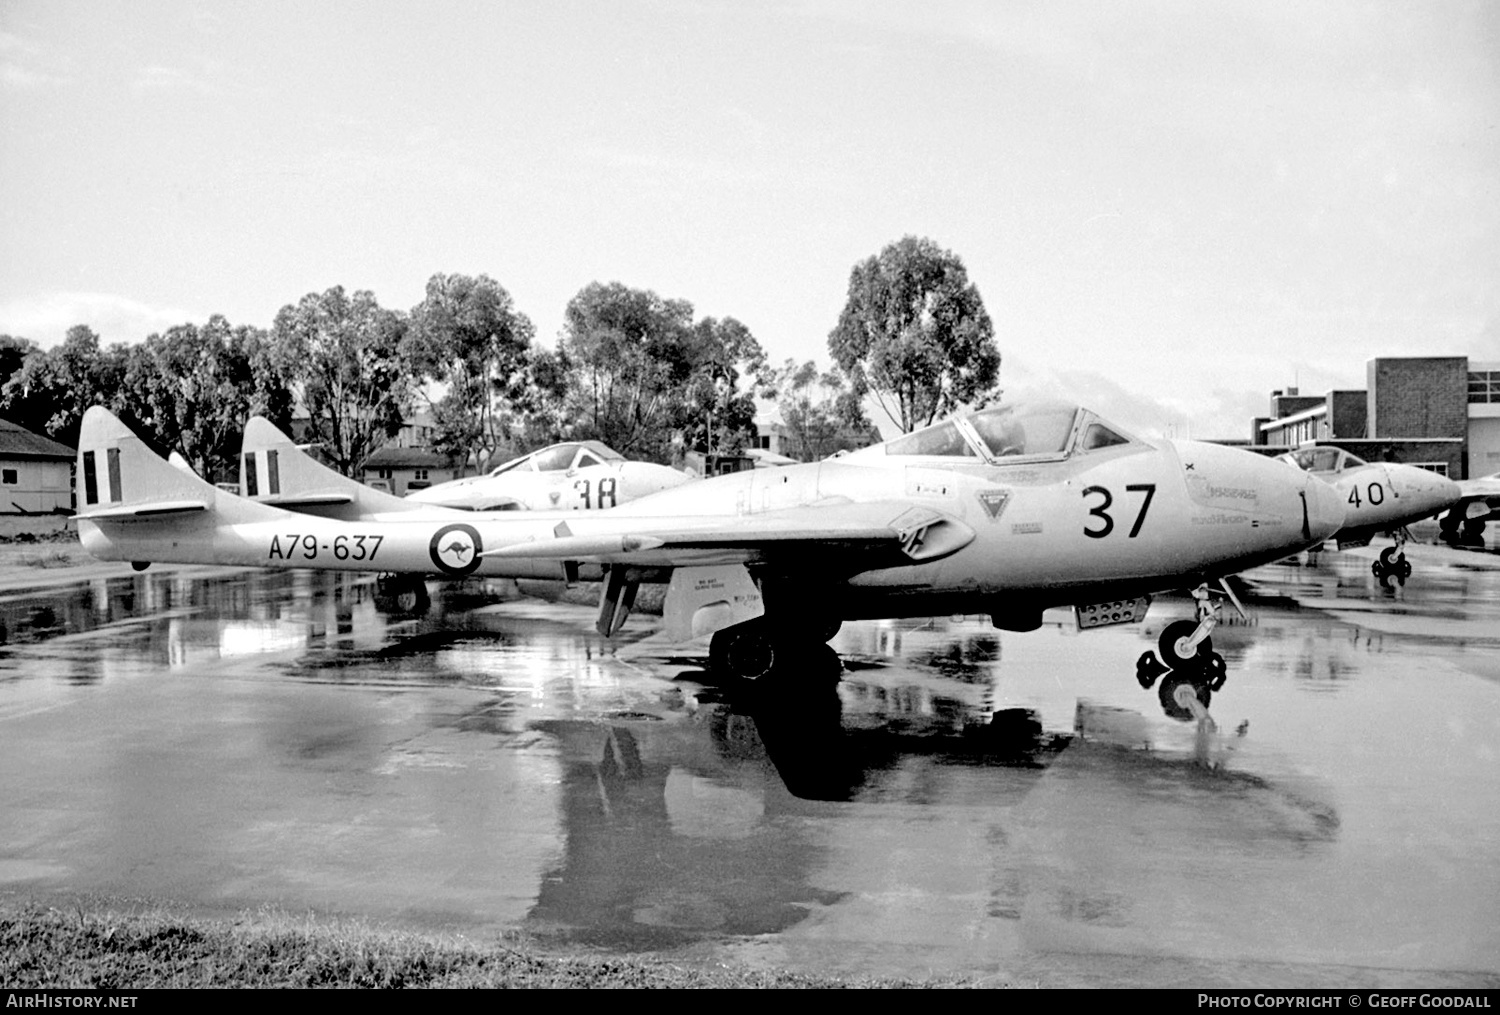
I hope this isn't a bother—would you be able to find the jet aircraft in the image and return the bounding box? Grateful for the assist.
[237,417,693,519]
[405,440,693,512]
[1274,446,1460,584]
[1439,470,1500,548]
[73,401,1344,713]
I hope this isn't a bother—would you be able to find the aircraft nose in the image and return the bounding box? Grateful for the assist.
[1388,465,1461,514]
[1304,473,1345,542]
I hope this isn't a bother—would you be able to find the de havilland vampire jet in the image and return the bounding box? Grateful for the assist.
[1274,446,1460,585]
[237,416,694,520]
[74,401,1344,710]
[404,439,693,512]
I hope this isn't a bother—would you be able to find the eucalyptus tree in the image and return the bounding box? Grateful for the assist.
[116,316,289,483]
[828,235,1000,433]
[761,358,878,462]
[0,326,127,447]
[271,287,413,477]
[558,282,766,462]
[406,272,537,472]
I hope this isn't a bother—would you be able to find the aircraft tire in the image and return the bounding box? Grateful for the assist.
[710,622,777,683]
[1378,546,1400,569]
[1158,672,1212,722]
[1158,620,1211,670]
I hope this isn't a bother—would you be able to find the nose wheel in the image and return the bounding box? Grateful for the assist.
[1372,545,1412,587]
[1135,586,1233,721]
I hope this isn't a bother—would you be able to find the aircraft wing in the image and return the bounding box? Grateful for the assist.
[481,501,974,571]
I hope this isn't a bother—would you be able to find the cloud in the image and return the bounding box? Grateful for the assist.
[131,64,213,94]
[0,30,70,89]
[0,292,202,348]
[1001,356,1260,442]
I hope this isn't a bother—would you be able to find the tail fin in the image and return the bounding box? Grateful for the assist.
[240,416,447,520]
[74,406,280,525]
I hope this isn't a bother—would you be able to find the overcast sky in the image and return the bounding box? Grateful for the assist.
[2,0,1497,440]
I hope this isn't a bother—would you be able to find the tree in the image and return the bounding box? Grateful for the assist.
[0,326,127,447]
[558,283,765,461]
[762,358,879,461]
[828,236,1000,433]
[677,316,767,456]
[0,335,35,393]
[116,316,284,482]
[406,273,537,472]
[272,287,413,477]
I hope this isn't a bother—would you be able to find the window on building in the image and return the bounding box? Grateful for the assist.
[1410,462,1449,477]
[414,469,428,481]
[1469,371,1500,404]
[1,468,15,485]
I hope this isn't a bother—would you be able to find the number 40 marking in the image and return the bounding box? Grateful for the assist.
[1082,483,1156,539]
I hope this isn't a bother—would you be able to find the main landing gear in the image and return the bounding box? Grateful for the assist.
[708,614,843,688]
[1371,529,1413,588]
[374,574,432,615]
[1135,583,1233,721]
[1434,509,1482,551]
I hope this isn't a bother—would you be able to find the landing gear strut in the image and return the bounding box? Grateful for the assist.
[1371,530,1413,587]
[1135,583,1234,721]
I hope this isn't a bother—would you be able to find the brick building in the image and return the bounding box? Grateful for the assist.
[1252,356,1500,479]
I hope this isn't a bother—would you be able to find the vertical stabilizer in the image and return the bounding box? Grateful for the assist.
[240,416,461,521]
[74,406,279,523]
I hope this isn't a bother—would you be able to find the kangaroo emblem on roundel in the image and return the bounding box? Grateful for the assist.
[428,523,483,576]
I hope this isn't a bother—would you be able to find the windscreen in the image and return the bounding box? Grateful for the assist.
[968,404,1078,457]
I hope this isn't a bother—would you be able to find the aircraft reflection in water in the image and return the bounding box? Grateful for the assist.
[75,400,1345,713]
[0,562,1351,959]
[1275,446,1460,586]
[523,646,1338,949]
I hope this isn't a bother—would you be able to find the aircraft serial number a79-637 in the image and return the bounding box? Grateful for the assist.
[74,401,1344,714]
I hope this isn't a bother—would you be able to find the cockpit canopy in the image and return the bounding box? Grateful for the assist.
[863,401,1141,463]
[488,441,624,476]
[1276,446,1367,476]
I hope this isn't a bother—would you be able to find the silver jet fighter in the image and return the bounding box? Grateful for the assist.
[75,402,1343,708]
[1275,445,1460,584]
[405,439,693,512]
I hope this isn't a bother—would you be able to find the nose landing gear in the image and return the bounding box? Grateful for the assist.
[1135,584,1234,721]
[1371,540,1412,588]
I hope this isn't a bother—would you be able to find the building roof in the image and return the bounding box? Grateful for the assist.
[0,418,75,460]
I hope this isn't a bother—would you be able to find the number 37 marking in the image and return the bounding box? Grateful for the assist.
[1082,484,1156,539]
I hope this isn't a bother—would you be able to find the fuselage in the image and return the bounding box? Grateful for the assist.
[1275,447,1460,545]
[80,410,1344,622]
[407,443,693,512]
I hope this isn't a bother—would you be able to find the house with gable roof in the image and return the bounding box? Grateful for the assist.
[0,418,75,514]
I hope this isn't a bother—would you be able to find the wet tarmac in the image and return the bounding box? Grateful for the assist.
[1,539,1498,988]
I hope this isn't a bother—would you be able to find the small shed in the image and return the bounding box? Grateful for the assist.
[0,418,75,514]
[361,446,460,496]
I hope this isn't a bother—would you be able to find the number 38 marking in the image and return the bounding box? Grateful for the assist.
[1082,484,1156,539]
[572,476,619,510]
